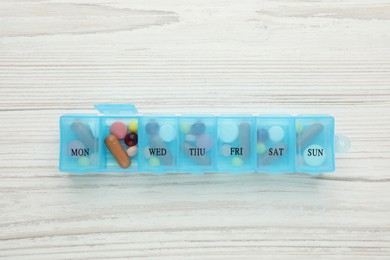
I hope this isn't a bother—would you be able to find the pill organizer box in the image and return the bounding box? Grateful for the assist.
[59,104,350,174]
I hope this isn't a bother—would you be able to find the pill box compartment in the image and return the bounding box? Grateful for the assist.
[101,116,139,172]
[139,116,178,173]
[59,115,100,172]
[295,115,335,173]
[178,116,217,173]
[256,116,295,173]
[216,116,256,173]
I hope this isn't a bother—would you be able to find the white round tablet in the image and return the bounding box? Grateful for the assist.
[304,144,326,166]
[159,124,176,142]
[220,122,239,143]
[268,126,285,142]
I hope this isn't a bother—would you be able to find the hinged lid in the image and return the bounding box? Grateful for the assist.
[94,104,138,115]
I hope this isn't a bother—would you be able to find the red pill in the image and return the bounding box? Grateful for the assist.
[124,132,138,147]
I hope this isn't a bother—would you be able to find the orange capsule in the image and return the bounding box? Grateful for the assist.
[105,135,131,169]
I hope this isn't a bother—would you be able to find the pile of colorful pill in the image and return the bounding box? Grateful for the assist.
[105,121,138,169]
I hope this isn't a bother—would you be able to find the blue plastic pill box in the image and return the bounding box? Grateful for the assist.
[59,104,336,174]
[256,116,296,173]
[178,116,217,173]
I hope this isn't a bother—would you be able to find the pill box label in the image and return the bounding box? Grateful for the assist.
[304,144,326,166]
[307,148,323,156]
[71,148,90,157]
[149,148,167,156]
[268,147,284,156]
[188,148,206,156]
[230,147,243,156]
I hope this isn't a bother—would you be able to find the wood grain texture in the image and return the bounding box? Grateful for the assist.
[0,0,389,258]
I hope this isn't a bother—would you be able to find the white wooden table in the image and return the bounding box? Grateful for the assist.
[1,0,389,258]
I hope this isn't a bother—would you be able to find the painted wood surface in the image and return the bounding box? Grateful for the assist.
[0,0,389,258]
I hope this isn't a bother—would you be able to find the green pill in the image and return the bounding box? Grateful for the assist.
[78,156,90,166]
[231,157,244,167]
[149,156,161,167]
[256,143,266,154]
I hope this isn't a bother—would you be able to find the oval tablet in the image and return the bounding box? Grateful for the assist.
[191,122,206,135]
[220,122,239,143]
[159,124,175,142]
[105,135,131,168]
[126,146,138,157]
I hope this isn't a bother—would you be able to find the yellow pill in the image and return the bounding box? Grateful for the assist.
[128,121,138,133]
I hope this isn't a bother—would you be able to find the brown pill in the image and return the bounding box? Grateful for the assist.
[105,135,131,169]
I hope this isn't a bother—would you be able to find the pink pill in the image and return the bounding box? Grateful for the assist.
[110,121,127,139]
[127,146,138,157]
